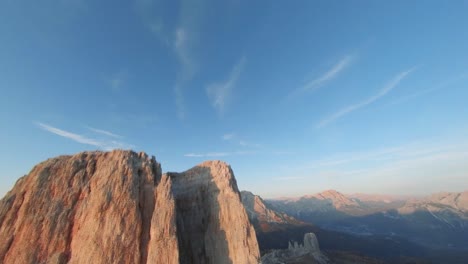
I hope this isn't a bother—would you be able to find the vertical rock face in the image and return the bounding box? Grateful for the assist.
[0,151,260,264]
[167,161,259,264]
[303,233,320,254]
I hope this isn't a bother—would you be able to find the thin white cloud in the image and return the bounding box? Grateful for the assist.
[288,54,354,99]
[222,133,235,140]
[184,152,229,158]
[239,140,261,148]
[304,55,354,92]
[173,26,194,120]
[221,132,260,148]
[173,26,195,79]
[137,0,202,120]
[388,72,468,106]
[87,126,123,139]
[206,57,246,115]
[286,138,468,177]
[274,176,305,181]
[175,27,185,44]
[107,72,127,91]
[135,0,170,45]
[37,122,101,147]
[239,141,248,146]
[184,151,254,158]
[37,122,134,150]
[318,67,416,127]
[183,148,294,158]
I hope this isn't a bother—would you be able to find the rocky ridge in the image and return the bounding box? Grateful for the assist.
[241,191,304,232]
[0,150,260,264]
[399,191,468,216]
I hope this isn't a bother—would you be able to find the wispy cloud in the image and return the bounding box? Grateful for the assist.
[37,122,101,146]
[184,148,294,158]
[206,57,246,115]
[184,151,254,158]
[174,27,192,71]
[274,176,305,181]
[136,0,171,45]
[268,144,468,195]
[222,133,235,140]
[304,55,354,92]
[136,0,203,120]
[388,72,468,106]
[239,140,261,148]
[172,26,195,120]
[288,54,354,99]
[299,142,449,171]
[106,71,129,92]
[317,67,416,127]
[37,122,134,150]
[221,132,261,148]
[86,126,123,139]
[184,152,228,158]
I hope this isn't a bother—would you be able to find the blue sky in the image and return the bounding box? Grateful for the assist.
[1,0,468,198]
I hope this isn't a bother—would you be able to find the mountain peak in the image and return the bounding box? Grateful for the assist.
[314,190,360,209]
[318,189,345,197]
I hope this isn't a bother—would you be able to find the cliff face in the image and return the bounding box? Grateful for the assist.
[0,150,259,264]
[167,161,259,264]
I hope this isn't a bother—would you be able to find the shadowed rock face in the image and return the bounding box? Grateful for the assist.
[167,161,260,264]
[0,150,260,264]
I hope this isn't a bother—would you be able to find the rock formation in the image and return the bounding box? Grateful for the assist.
[303,233,326,262]
[262,232,328,264]
[0,150,260,264]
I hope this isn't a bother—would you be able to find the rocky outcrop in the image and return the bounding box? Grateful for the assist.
[262,232,328,264]
[303,233,325,262]
[0,150,260,264]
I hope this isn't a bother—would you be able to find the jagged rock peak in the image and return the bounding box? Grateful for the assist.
[0,150,260,264]
[303,233,320,255]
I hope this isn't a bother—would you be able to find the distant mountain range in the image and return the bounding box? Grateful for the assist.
[267,190,468,250]
[269,190,406,219]
[239,190,459,264]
